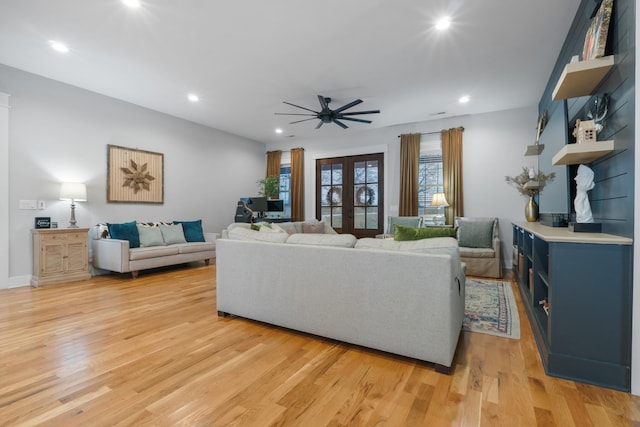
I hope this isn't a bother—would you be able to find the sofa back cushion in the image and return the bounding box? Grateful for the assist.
[285,233,357,248]
[227,226,289,243]
[455,217,497,248]
[387,216,422,234]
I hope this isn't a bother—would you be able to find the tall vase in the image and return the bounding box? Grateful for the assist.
[525,196,538,222]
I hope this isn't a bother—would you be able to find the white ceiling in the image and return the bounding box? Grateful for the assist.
[0,0,582,143]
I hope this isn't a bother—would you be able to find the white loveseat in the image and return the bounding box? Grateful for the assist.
[216,222,466,373]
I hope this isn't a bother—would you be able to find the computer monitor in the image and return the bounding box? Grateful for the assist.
[247,196,268,214]
[267,199,284,212]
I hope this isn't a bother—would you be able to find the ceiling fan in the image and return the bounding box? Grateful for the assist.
[275,95,380,129]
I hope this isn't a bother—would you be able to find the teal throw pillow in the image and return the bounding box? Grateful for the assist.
[174,219,205,242]
[159,224,187,245]
[136,224,166,248]
[394,224,458,241]
[107,221,140,248]
[457,220,494,248]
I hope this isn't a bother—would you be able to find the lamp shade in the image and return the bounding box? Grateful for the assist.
[60,182,87,201]
[431,192,449,207]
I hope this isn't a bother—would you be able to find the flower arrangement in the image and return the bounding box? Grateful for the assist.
[505,167,556,197]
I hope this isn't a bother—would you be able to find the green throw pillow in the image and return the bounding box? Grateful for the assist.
[457,220,494,248]
[394,224,458,241]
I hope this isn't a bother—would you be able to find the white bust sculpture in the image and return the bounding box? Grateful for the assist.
[574,164,595,223]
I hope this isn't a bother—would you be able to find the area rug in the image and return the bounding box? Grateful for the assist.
[463,279,520,339]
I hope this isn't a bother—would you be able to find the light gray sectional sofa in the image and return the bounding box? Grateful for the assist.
[216,221,466,373]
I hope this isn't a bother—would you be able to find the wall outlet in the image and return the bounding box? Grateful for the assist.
[19,200,37,210]
[38,200,46,209]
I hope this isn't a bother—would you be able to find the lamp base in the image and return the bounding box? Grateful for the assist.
[68,202,78,228]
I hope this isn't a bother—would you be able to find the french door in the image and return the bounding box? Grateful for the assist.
[316,153,384,238]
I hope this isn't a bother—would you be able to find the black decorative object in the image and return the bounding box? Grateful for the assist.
[35,217,51,229]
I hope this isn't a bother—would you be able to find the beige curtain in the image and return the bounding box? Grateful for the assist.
[399,133,421,216]
[266,150,282,178]
[442,127,464,224]
[290,148,305,221]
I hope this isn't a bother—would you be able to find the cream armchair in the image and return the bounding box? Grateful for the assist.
[454,217,502,278]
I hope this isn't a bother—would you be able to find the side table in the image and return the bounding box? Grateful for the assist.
[31,228,91,287]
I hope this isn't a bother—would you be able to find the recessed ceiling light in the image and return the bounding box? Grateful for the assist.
[122,0,141,8]
[275,128,283,134]
[49,40,69,53]
[435,17,451,30]
[187,93,199,102]
[459,95,470,104]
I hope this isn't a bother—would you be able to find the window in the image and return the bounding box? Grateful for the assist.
[418,154,443,222]
[279,165,292,217]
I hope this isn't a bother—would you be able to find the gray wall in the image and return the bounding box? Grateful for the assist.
[0,64,266,287]
[266,105,538,271]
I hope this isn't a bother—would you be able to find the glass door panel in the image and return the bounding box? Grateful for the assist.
[316,154,383,237]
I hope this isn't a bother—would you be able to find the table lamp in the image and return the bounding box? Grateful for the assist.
[60,182,87,228]
[431,192,449,225]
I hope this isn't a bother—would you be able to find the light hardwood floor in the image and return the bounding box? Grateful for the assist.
[1,264,639,426]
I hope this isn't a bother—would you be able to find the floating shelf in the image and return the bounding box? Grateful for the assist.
[552,140,615,165]
[524,144,545,156]
[552,56,615,101]
[523,181,539,190]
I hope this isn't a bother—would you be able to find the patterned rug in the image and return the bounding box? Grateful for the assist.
[463,279,520,339]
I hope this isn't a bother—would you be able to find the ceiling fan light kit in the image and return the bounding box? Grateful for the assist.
[275,95,380,129]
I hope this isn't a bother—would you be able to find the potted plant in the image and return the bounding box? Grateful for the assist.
[505,167,555,222]
[257,175,280,199]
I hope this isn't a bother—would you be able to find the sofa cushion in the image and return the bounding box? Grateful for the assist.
[130,245,179,260]
[457,219,494,248]
[107,221,140,248]
[388,216,422,234]
[136,224,166,248]
[459,247,496,259]
[227,227,289,243]
[356,237,463,279]
[394,224,458,241]
[176,242,216,254]
[159,223,187,245]
[302,221,326,234]
[277,222,297,235]
[285,233,357,248]
[174,220,205,242]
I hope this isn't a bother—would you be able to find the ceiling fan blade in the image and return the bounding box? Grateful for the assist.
[333,119,348,129]
[339,117,373,124]
[317,95,329,111]
[290,117,320,124]
[282,101,318,114]
[332,99,363,114]
[339,109,381,116]
[315,120,324,129]
[275,113,317,116]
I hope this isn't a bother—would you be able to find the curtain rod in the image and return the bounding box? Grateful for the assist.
[397,127,464,138]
